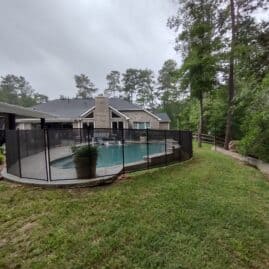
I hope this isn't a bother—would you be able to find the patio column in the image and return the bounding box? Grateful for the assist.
[40,118,46,129]
[7,113,16,130]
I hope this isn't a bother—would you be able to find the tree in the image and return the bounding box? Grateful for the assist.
[34,93,48,104]
[0,74,20,104]
[74,74,97,98]
[217,0,269,149]
[157,59,178,109]
[0,74,48,107]
[168,0,218,147]
[121,69,140,103]
[136,69,155,109]
[104,71,121,97]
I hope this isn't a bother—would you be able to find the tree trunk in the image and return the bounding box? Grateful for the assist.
[224,0,236,150]
[198,94,203,148]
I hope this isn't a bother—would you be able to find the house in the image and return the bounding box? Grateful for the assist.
[16,96,171,130]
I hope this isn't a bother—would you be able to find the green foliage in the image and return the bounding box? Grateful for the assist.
[0,74,48,107]
[0,147,268,268]
[204,88,228,136]
[121,68,155,108]
[74,74,97,98]
[104,71,121,97]
[0,154,4,165]
[136,69,155,109]
[239,113,269,161]
[121,68,140,103]
[177,98,199,131]
[72,145,98,159]
[168,0,219,145]
[157,59,178,108]
[238,74,269,162]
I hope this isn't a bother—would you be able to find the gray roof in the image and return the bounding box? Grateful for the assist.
[0,101,57,118]
[33,98,142,118]
[155,112,171,122]
[33,98,170,121]
[109,98,142,111]
[33,99,95,118]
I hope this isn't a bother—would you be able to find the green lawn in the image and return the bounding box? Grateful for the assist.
[0,146,268,269]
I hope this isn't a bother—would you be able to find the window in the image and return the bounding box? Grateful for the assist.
[133,122,150,129]
[112,121,124,130]
[86,112,94,118]
[112,112,120,118]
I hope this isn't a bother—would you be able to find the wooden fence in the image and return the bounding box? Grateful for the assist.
[192,133,225,147]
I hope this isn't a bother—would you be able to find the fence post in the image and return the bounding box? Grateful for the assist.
[121,128,125,174]
[16,129,22,178]
[79,127,82,144]
[87,127,90,145]
[164,130,167,166]
[190,131,193,157]
[178,130,182,161]
[146,128,149,169]
[44,128,51,182]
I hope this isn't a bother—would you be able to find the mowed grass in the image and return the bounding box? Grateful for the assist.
[0,146,269,269]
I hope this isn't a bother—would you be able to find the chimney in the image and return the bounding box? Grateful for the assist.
[94,96,110,128]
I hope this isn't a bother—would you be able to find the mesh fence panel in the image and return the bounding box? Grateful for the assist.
[123,129,148,172]
[48,128,84,180]
[165,130,182,165]
[5,128,193,181]
[19,129,48,180]
[5,130,20,177]
[148,129,166,169]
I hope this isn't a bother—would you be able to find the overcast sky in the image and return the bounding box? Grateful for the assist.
[0,0,178,99]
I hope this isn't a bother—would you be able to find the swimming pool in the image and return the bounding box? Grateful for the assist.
[51,143,165,169]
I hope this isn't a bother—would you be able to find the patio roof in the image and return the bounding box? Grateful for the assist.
[0,101,57,118]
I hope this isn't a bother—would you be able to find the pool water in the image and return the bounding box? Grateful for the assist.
[52,143,165,169]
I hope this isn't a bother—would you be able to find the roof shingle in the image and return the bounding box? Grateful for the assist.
[33,98,170,122]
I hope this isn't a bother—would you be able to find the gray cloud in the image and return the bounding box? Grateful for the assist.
[0,0,178,98]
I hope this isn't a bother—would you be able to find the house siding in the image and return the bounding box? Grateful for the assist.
[159,122,170,130]
[94,96,110,128]
[123,111,160,129]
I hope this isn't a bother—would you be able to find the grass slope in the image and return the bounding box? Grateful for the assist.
[0,146,268,269]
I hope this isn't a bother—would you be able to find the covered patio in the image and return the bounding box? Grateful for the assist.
[0,101,56,130]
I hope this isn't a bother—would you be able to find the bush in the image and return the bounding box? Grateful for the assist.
[72,145,98,179]
[238,74,269,163]
[0,154,5,165]
[72,145,98,159]
[238,112,269,162]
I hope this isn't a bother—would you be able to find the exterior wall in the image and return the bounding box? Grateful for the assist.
[72,121,81,129]
[94,96,110,128]
[159,122,170,130]
[109,109,128,129]
[81,119,94,127]
[16,122,32,130]
[123,111,160,129]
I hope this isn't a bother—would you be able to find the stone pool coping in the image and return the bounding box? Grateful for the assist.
[2,167,118,188]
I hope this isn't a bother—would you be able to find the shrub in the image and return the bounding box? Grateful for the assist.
[238,112,269,162]
[72,145,98,159]
[0,154,5,165]
[238,73,269,163]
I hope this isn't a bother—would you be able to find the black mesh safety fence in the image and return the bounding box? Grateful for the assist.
[5,128,193,181]
[5,130,21,177]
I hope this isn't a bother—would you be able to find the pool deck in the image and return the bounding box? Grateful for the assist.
[3,168,118,188]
